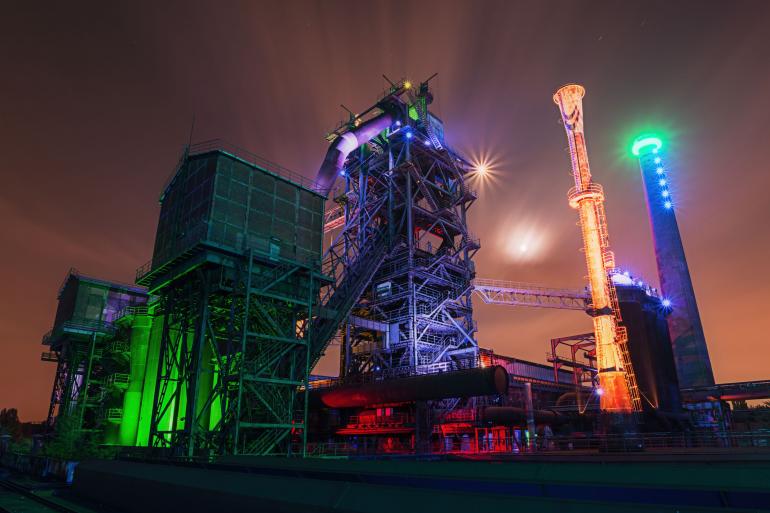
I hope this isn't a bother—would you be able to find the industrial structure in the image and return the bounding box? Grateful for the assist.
[553,84,639,414]
[35,79,770,461]
[42,270,148,441]
[631,135,714,389]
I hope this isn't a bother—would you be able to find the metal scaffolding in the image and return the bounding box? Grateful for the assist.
[42,269,147,439]
[323,80,480,380]
[138,147,324,457]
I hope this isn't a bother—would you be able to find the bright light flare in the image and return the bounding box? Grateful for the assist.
[466,150,503,193]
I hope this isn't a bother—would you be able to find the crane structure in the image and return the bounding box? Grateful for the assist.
[553,84,641,413]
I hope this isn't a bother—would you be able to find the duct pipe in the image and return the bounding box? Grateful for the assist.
[315,111,395,197]
[481,407,564,425]
[310,366,508,409]
[556,391,593,408]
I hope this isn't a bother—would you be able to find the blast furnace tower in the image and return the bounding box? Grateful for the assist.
[316,79,479,380]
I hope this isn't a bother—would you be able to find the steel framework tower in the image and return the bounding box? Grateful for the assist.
[138,145,324,457]
[632,136,714,388]
[42,270,148,439]
[319,80,479,380]
[553,84,641,413]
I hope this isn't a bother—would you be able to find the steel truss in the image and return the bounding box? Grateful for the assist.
[149,251,316,457]
[326,87,480,379]
[44,329,117,436]
[472,279,590,310]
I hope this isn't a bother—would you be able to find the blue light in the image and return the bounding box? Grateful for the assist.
[661,190,669,198]
[654,157,661,164]
[395,120,402,127]
[656,167,664,175]
[661,298,672,308]
[659,178,666,186]
[340,170,346,177]
[664,201,672,209]
[623,271,630,277]
[405,131,413,139]
[637,280,644,287]
[424,139,431,146]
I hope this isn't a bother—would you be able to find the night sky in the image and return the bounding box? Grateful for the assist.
[2,1,769,421]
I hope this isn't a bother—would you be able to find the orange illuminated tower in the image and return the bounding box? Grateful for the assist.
[553,84,641,413]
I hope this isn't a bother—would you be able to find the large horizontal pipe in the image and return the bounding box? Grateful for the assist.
[311,366,509,409]
[481,406,565,425]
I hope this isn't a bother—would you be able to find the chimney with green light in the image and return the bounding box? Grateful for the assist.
[632,135,715,389]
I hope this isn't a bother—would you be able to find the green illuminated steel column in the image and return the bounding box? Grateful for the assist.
[136,309,163,446]
[119,312,152,445]
[632,136,714,388]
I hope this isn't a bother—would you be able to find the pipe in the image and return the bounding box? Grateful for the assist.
[482,406,564,425]
[315,111,395,197]
[310,366,509,409]
[556,391,592,408]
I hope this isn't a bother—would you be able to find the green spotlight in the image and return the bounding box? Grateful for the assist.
[632,135,663,156]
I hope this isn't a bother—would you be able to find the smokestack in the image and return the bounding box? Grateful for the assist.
[553,84,640,413]
[631,136,715,388]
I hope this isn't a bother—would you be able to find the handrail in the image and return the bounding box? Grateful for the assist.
[472,278,589,299]
[186,139,321,193]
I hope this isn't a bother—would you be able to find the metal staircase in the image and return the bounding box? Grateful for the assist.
[310,228,389,369]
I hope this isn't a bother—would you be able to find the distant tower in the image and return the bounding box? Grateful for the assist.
[631,136,715,388]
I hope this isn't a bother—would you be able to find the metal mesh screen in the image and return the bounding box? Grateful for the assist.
[153,151,323,270]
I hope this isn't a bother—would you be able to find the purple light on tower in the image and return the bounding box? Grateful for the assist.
[632,135,714,388]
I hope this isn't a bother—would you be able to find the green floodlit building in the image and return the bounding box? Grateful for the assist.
[43,140,326,457]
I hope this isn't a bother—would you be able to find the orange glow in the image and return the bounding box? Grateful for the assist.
[554,84,639,413]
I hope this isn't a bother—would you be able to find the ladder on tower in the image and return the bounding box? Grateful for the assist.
[614,326,642,412]
[607,276,642,412]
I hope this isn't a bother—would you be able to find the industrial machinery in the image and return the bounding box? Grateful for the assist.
[319,78,479,380]
[37,78,769,461]
[553,84,641,413]
[307,77,484,451]
[631,135,715,389]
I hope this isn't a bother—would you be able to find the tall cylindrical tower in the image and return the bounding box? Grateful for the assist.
[631,136,715,388]
[553,84,640,413]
